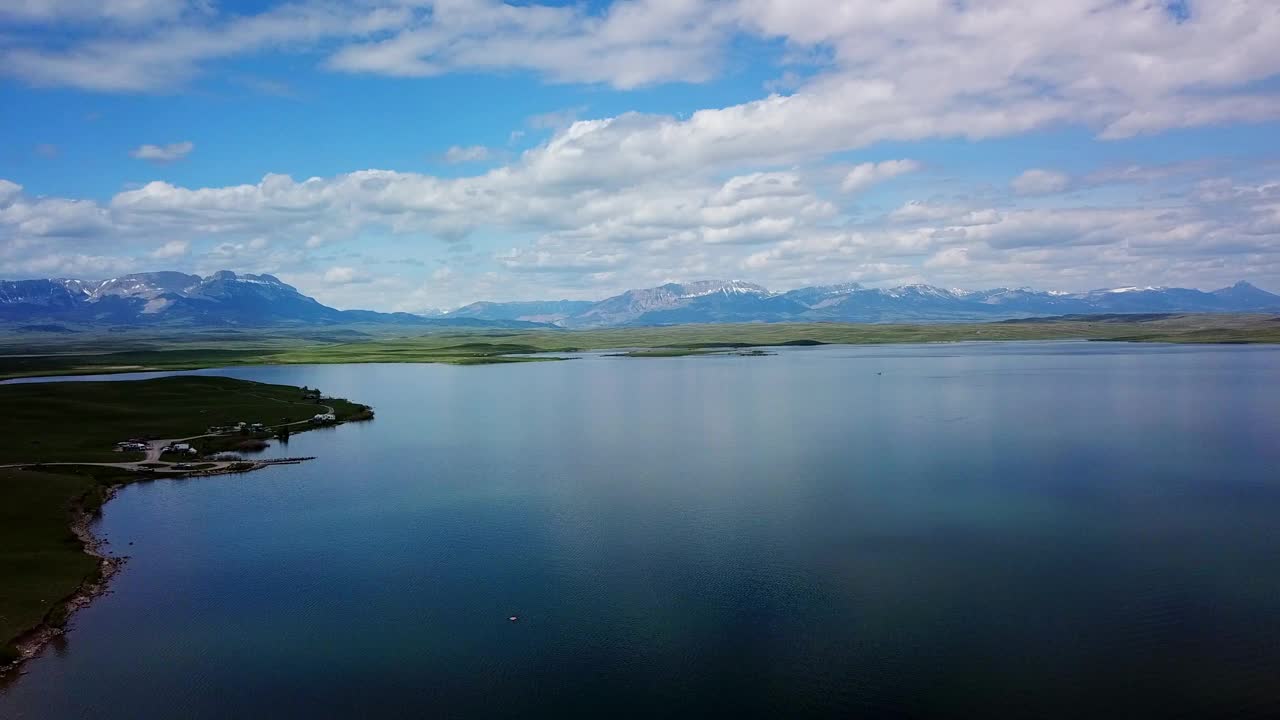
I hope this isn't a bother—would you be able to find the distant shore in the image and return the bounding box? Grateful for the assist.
[1,314,1277,382]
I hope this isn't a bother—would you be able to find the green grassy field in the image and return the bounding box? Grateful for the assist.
[1,314,1276,380]
[0,376,372,667]
[0,376,369,464]
[0,466,125,665]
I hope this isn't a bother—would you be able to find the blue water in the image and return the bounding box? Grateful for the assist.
[3,342,1279,718]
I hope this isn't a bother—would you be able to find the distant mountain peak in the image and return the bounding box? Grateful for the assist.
[1218,280,1266,292]
[1212,279,1278,301]
[520,278,1278,327]
[672,279,770,298]
[0,270,554,329]
[815,282,864,293]
[1099,285,1165,294]
[2,273,1276,329]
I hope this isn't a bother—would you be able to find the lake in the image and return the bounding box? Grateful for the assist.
[3,342,1279,718]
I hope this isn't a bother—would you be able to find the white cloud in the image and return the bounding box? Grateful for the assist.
[0,184,111,237]
[1012,169,1071,196]
[150,239,190,259]
[5,155,1280,304]
[0,180,22,206]
[130,141,194,163]
[326,1,727,89]
[841,159,920,194]
[323,266,372,284]
[4,0,1275,152]
[5,0,1280,303]
[889,202,1001,227]
[2,3,408,91]
[0,0,194,25]
[923,247,972,270]
[526,106,588,130]
[204,237,274,263]
[94,164,835,258]
[443,145,491,164]
[2,252,138,278]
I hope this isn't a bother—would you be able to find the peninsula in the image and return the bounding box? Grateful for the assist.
[0,375,373,674]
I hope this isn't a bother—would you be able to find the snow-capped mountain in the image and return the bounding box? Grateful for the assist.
[559,280,774,328]
[4,272,1278,329]
[779,282,865,308]
[444,279,1280,327]
[0,271,550,328]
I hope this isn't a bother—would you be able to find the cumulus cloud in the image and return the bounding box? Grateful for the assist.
[1013,169,1071,196]
[0,180,111,238]
[5,1,1280,303]
[130,141,194,163]
[94,164,834,255]
[5,149,1280,304]
[5,0,1277,148]
[841,160,920,194]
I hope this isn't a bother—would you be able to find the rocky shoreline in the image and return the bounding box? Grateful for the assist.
[1,485,127,678]
[0,456,324,678]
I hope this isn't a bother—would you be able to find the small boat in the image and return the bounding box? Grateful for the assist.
[508,616,519,622]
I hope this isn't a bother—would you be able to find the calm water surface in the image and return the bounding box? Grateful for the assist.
[3,342,1279,718]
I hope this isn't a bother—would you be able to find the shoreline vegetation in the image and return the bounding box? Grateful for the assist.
[0,314,1277,381]
[0,376,373,676]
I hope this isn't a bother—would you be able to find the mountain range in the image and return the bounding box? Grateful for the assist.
[2,271,1278,330]
[448,279,1280,327]
[0,271,548,329]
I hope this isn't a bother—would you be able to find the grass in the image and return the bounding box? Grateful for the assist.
[0,376,369,464]
[0,466,126,664]
[0,376,373,667]
[1,314,1277,381]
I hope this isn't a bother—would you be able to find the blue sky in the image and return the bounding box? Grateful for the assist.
[3,0,1280,311]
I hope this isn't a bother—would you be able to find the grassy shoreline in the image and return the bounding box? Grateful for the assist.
[0,377,373,674]
[0,467,126,673]
[1,314,1277,381]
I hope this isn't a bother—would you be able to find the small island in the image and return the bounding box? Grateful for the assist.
[0,375,373,674]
